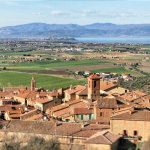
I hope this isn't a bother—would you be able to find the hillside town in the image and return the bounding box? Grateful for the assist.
[0,73,149,149]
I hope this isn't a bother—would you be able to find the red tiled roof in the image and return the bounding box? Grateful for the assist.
[0,92,12,97]
[0,120,110,139]
[73,108,93,115]
[36,98,53,104]
[111,110,150,121]
[51,99,82,113]
[52,100,93,118]
[76,88,88,96]
[122,73,130,76]
[64,85,85,94]
[67,99,81,105]
[25,114,43,121]
[88,74,100,79]
[97,98,118,109]
[0,98,12,102]
[100,81,116,91]
[85,130,120,144]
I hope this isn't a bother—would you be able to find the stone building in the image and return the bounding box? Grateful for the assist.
[88,74,100,100]
[110,108,150,142]
[0,120,120,150]
[31,75,36,91]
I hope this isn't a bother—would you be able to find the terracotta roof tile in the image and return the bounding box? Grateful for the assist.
[76,88,88,96]
[111,110,150,121]
[88,74,100,79]
[36,98,53,104]
[73,108,93,115]
[85,130,120,144]
[100,81,116,91]
[1,120,110,139]
[25,114,43,121]
[64,85,85,94]
[97,98,118,109]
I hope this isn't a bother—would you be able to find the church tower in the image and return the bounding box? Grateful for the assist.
[31,75,36,91]
[88,74,100,100]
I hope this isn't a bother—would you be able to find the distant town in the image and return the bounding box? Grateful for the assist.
[0,38,150,149]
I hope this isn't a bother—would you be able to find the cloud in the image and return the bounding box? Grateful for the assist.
[3,1,20,6]
[32,12,41,15]
[80,10,149,19]
[49,10,72,17]
[50,10,65,16]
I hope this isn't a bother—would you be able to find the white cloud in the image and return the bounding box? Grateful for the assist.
[32,12,41,15]
[3,1,19,6]
[50,10,64,16]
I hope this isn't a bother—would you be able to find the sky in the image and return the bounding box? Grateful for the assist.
[0,0,150,27]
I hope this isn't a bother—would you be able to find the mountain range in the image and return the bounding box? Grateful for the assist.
[0,23,150,37]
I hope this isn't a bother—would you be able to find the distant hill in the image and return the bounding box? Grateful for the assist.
[0,22,150,37]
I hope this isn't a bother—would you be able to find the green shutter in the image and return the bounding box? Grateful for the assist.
[76,114,79,118]
[89,114,91,120]
[81,114,83,120]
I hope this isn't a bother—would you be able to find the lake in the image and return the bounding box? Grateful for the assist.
[1,37,150,44]
[76,37,150,44]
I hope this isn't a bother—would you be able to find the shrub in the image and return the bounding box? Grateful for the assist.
[1,135,60,150]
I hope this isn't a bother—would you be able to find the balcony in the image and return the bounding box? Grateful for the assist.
[123,135,142,141]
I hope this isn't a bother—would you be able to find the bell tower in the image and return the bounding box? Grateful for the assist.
[88,74,100,100]
[31,75,36,91]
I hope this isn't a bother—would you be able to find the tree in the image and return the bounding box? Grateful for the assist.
[3,67,6,70]
[22,136,60,150]
[1,135,60,150]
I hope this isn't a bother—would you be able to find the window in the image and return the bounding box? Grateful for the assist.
[134,130,138,136]
[76,114,79,118]
[94,80,96,88]
[100,112,103,117]
[70,137,73,143]
[123,130,128,136]
[81,114,84,120]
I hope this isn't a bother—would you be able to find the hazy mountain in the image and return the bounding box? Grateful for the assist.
[0,22,150,37]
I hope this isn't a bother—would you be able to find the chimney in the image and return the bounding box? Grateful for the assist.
[81,122,89,128]
[70,85,73,90]
[129,107,134,114]
[56,122,62,127]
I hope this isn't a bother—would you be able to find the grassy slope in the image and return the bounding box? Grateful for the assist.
[6,59,110,70]
[0,71,84,89]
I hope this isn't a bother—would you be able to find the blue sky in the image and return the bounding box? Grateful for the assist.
[0,0,150,27]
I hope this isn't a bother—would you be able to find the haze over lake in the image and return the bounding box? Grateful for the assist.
[1,37,150,44]
[76,37,150,44]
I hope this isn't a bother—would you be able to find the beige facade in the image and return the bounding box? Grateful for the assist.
[74,114,94,121]
[110,119,150,142]
[63,92,76,102]
[36,98,61,112]
[14,96,26,105]
[86,142,118,150]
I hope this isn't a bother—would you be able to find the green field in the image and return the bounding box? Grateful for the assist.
[0,50,46,56]
[68,52,84,55]
[90,67,142,76]
[5,59,110,71]
[0,71,85,89]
